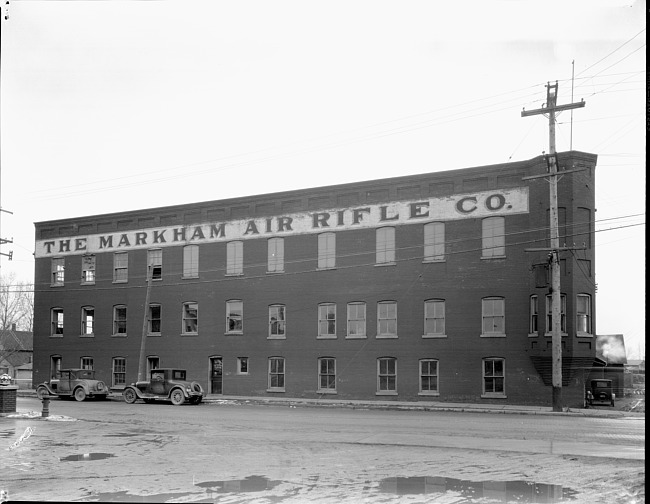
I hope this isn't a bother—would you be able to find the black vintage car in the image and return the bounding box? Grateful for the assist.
[122,368,203,405]
[586,379,615,407]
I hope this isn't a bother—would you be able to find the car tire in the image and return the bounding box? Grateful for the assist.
[36,386,50,400]
[190,381,203,394]
[123,388,137,404]
[170,389,185,405]
[74,388,87,402]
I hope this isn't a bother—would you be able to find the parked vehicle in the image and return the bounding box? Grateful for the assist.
[122,368,203,406]
[586,379,615,407]
[35,369,109,402]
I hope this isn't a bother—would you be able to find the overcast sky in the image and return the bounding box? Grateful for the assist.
[0,0,645,358]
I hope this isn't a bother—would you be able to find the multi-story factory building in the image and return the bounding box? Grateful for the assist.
[33,151,598,406]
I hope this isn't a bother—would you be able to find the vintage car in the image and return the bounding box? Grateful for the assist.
[35,368,109,402]
[586,379,615,407]
[122,368,204,405]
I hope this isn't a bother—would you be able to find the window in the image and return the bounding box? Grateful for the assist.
[237,357,249,374]
[113,252,128,283]
[318,303,336,338]
[481,297,505,337]
[112,357,126,387]
[545,294,567,334]
[269,305,286,338]
[377,301,397,338]
[347,302,366,338]
[81,255,96,284]
[226,300,243,334]
[424,299,445,337]
[147,356,160,375]
[268,357,285,391]
[420,359,439,395]
[483,358,505,397]
[51,308,64,336]
[50,355,62,379]
[182,302,198,334]
[268,238,284,273]
[424,222,445,261]
[81,306,94,336]
[318,357,336,392]
[482,216,505,257]
[148,249,162,280]
[376,227,395,264]
[51,258,65,286]
[80,357,94,370]
[148,304,161,335]
[113,305,127,336]
[318,233,336,269]
[576,294,592,335]
[529,295,539,335]
[183,245,199,278]
[226,241,243,275]
[377,357,397,394]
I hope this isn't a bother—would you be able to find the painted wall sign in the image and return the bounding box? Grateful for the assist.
[35,187,529,258]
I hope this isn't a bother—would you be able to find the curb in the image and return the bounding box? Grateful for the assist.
[17,390,643,418]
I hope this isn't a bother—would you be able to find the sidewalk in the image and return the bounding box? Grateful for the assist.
[17,389,644,418]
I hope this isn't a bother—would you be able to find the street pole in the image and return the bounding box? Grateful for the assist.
[137,265,153,382]
[522,81,585,412]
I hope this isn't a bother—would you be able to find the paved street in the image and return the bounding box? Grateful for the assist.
[1,396,645,503]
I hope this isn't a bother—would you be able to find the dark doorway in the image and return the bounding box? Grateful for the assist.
[210,357,223,395]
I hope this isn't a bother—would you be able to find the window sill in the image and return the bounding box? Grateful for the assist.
[225,273,244,277]
[376,391,398,396]
[268,335,286,340]
[111,334,127,338]
[112,280,128,284]
[80,282,95,286]
[346,335,367,339]
[418,391,440,397]
[266,388,285,393]
[79,334,94,338]
[422,258,445,264]
[317,335,337,339]
[225,331,244,336]
[576,332,594,338]
[147,333,161,337]
[317,389,337,394]
[481,394,507,399]
[480,333,507,338]
[480,255,506,260]
[528,333,539,338]
[266,270,285,275]
[50,335,63,338]
[544,332,568,337]
[374,262,396,267]
[376,334,398,339]
[317,266,337,271]
[182,275,199,280]
[181,333,198,337]
[422,334,447,339]
[50,284,64,288]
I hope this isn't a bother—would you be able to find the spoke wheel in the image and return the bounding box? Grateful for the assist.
[74,388,87,402]
[36,386,49,400]
[170,389,185,405]
[123,388,138,404]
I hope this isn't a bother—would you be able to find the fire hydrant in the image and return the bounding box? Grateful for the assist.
[41,393,50,418]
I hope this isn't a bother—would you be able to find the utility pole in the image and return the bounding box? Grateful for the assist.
[522,81,585,412]
[137,265,153,382]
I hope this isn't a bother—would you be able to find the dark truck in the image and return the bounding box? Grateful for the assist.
[586,379,615,407]
[123,368,203,405]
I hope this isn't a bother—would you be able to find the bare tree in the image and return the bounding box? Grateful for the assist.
[0,274,33,364]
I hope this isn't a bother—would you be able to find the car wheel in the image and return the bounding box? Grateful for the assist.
[190,381,203,394]
[74,388,87,402]
[123,388,137,404]
[170,389,185,405]
[36,386,49,400]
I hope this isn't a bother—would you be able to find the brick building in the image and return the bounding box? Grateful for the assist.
[33,151,598,407]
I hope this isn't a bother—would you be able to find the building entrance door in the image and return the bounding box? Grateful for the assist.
[210,357,223,395]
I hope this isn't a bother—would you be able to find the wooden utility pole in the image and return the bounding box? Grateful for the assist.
[137,265,153,382]
[522,82,585,412]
